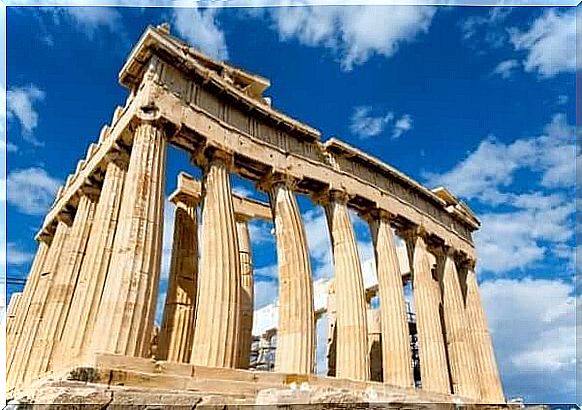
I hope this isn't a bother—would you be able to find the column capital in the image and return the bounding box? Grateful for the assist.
[56,211,73,226]
[195,147,235,172]
[37,231,54,246]
[396,224,429,243]
[256,171,299,193]
[458,255,477,271]
[312,188,351,207]
[359,207,395,224]
[105,146,131,168]
[80,184,101,201]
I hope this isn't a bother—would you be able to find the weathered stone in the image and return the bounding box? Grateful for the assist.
[190,149,241,368]
[366,210,414,388]
[91,121,167,357]
[157,196,198,363]
[323,190,370,382]
[58,158,126,365]
[404,230,450,394]
[268,177,315,375]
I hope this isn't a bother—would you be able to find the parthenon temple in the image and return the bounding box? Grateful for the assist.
[6,24,505,406]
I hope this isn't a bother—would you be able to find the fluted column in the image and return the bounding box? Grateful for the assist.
[260,177,315,375]
[191,149,241,368]
[58,155,127,364]
[404,229,450,394]
[463,261,505,403]
[158,197,198,363]
[366,210,414,387]
[235,216,254,369]
[28,191,97,379]
[10,219,71,388]
[439,246,479,399]
[6,293,23,338]
[323,190,370,381]
[92,120,167,357]
[7,238,51,374]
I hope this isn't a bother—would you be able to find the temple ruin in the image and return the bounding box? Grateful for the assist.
[6,23,505,406]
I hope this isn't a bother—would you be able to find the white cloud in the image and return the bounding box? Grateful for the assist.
[349,106,413,140]
[392,114,413,139]
[5,243,34,266]
[509,9,575,78]
[172,8,229,61]
[40,6,125,39]
[6,85,45,146]
[492,59,519,79]
[425,114,576,274]
[480,277,576,402]
[7,167,61,216]
[269,6,436,71]
[460,7,511,46]
[425,114,576,203]
[475,196,573,273]
[349,106,394,139]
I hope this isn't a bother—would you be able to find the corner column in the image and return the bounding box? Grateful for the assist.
[92,119,167,357]
[58,154,128,363]
[10,218,71,388]
[463,260,505,403]
[6,293,23,338]
[7,237,51,374]
[265,176,315,375]
[404,228,450,394]
[323,190,370,381]
[439,246,479,399]
[235,216,254,369]
[28,191,97,379]
[157,195,199,363]
[191,149,241,368]
[365,210,414,387]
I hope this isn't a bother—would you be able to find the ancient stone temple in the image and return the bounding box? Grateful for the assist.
[6,23,506,407]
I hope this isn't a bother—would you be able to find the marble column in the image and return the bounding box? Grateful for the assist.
[27,191,97,378]
[58,156,127,364]
[7,238,51,373]
[92,120,167,357]
[439,246,479,399]
[323,190,370,381]
[10,219,71,388]
[366,210,414,388]
[268,178,315,375]
[235,216,254,369]
[463,261,505,403]
[404,229,450,394]
[6,293,23,338]
[191,149,241,368]
[158,197,198,363]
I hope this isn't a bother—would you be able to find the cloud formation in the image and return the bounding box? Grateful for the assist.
[268,6,436,71]
[350,106,413,139]
[7,167,61,216]
[509,9,575,78]
[7,85,45,146]
[492,59,518,79]
[424,114,576,274]
[481,277,576,402]
[172,8,229,61]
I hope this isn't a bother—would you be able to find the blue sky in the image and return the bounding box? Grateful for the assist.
[3,4,578,404]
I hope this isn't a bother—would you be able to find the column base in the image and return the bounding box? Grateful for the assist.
[8,354,514,408]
